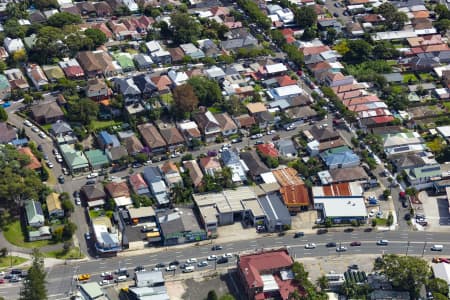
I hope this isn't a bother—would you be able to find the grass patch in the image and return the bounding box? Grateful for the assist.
[44,164,56,185]
[418,73,434,81]
[403,73,418,83]
[386,60,397,66]
[3,221,58,248]
[208,106,223,114]
[375,218,388,226]
[443,102,450,110]
[0,256,27,269]
[91,120,121,131]
[44,247,85,259]
[41,124,52,132]
[160,93,173,106]
[89,209,105,219]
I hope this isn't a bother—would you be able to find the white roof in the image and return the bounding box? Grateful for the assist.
[114,196,132,207]
[272,85,303,97]
[265,63,288,74]
[434,65,450,77]
[146,41,162,52]
[433,263,450,285]
[177,120,198,130]
[437,126,450,138]
[312,182,363,197]
[205,66,225,78]
[4,37,24,53]
[261,172,278,184]
[315,197,367,218]
[87,199,105,207]
[372,31,417,41]
[261,274,279,292]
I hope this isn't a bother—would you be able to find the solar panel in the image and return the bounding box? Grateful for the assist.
[393,146,410,152]
[423,166,440,172]
[35,202,43,215]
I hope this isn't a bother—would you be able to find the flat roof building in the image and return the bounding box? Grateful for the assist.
[314,197,367,223]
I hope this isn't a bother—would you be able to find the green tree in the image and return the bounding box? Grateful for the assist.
[84,28,108,48]
[295,6,317,29]
[66,98,99,126]
[47,12,81,27]
[316,275,329,291]
[219,295,235,300]
[6,2,29,19]
[19,248,47,300]
[377,2,408,30]
[343,39,373,64]
[187,76,223,107]
[33,0,58,9]
[301,27,316,41]
[373,41,400,59]
[428,278,449,296]
[206,290,218,300]
[3,19,27,39]
[62,222,77,240]
[374,254,431,298]
[172,84,199,118]
[32,26,64,63]
[0,106,8,122]
[60,198,74,216]
[170,12,202,44]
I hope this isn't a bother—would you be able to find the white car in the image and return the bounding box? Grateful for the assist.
[99,280,110,286]
[101,272,112,277]
[23,120,32,127]
[38,131,47,139]
[166,265,177,271]
[87,173,98,179]
[267,130,276,135]
[46,161,54,168]
[31,126,39,133]
[223,253,233,259]
[305,243,316,249]
[207,255,217,261]
[186,258,197,264]
[336,246,347,252]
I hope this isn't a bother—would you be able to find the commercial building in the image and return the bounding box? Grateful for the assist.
[92,216,121,254]
[272,168,310,211]
[80,282,105,300]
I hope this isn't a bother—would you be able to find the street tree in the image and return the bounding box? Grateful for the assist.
[19,248,47,300]
[172,84,199,118]
[3,19,27,39]
[316,275,329,291]
[374,254,430,298]
[207,290,218,300]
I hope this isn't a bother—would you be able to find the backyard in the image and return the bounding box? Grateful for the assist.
[3,220,58,248]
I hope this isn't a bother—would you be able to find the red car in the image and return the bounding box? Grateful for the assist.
[350,241,362,247]
[103,275,113,280]
[0,279,4,284]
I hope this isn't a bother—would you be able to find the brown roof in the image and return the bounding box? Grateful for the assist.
[18,147,42,170]
[159,127,185,146]
[76,51,102,73]
[160,161,179,175]
[104,181,130,198]
[151,75,172,92]
[234,114,255,128]
[94,1,113,16]
[91,23,113,39]
[328,166,368,183]
[137,123,167,150]
[246,102,267,114]
[123,135,144,154]
[272,168,310,207]
[214,113,237,132]
[318,138,346,152]
[301,45,330,56]
[309,125,340,142]
[183,160,204,187]
[168,47,185,62]
[31,101,64,120]
[199,156,222,170]
[276,75,297,87]
[321,183,352,196]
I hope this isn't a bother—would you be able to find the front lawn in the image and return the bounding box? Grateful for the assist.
[44,247,84,259]
[0,256,27,269]
[3,221,58,248]
[403,73,418,84]
[91,120,122,131]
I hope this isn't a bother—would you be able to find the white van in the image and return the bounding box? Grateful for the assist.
[183,266,195,273]
[116,275,127,282]
[431,245,443,251]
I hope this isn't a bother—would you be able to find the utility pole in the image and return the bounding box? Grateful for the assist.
[405,241,410,256]
[422,242,427,257]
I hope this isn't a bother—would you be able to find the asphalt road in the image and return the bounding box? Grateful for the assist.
[1,229,449,299]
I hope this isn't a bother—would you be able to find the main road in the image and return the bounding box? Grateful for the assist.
[1,229,448,299]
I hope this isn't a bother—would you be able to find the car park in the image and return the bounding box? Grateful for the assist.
[305,243,316,249]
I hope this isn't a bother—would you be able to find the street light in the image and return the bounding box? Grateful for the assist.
[405,241,410,256]
[422,242,427,257]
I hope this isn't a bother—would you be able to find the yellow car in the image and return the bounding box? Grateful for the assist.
[77,274,91,281]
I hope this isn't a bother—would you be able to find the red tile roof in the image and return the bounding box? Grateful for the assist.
[238,250,293,291]
[272,168,310,207]
[128,173,148,192]
[276,75,297,87]
[256,143,278,158]
[321,183,352,196]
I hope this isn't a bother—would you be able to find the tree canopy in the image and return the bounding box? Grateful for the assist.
[377,3,408,30]
[19,249,47,300]
[295,6,317,29]
[172,84,199,118]
[66,98,99,126]
[84,28,108,48]
[170,12,202,44]
[374,254,431,298]
[47,12,82,27]
[187,76,223,107]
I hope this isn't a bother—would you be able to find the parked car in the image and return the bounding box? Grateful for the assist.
[38,131,47,139]
[23,120,32,127]
[231,138,242,144]
[86,179,96,185]
[132,162,142,168]
[85,232,91,240]
[223,253,233,259]
[46,161,54,168]
[186,258,197,264]
[31,126,39,133]
[58,175,65,184]
[207,255,217,261]
[62,168,69,175]
[217,257,228,264]
[155,263,166,268]
[87,173,98,179]
[197,261,208,267]
[165,265,176,271]
[170,260,180,266]
[294,232,304,238]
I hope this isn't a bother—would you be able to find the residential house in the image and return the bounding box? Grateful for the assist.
[60,144,89,173]
[24,200,45,228]
[199,156,222,177]
[142,167,169,206]
[320,146,360,169]
[18,147,41,170]
[46,192,64,218]
[198,39,221,58]
[309,125,340,142]
[246,102,274,128]
[145,41,171,64]
[42,65,65,83]
[106,145,128,163]
[113,52,135,72]
[76,1,96,16]
[122,135,144,155]
[150,75,172,94]
[406,164,442,189]
[256,143,279,159]
[86,78,111,101]
[81,184,106,207]
[30,101,64,124]
[85,149,109,170]
[4,37,24,54]
[168,47,185,63]
[180,43,205,60]
[220,28,258,52]
[159,127,185,151]
[177,120,202,144]
[215,113,238,136]
[277,139,297,158]
[390,152,434,172]
[240,151,270,181]
[133,74,157,97]
[4,68,29,90]
[94,1,113,17]
[50,120,73,138]
[58,58,85,79]
[0,74,10,100]
[221,149,248,183]
[233,114,256,129]
[29,11,46,23]
[193,110,221,143]
[26,64,49,90]
[112,77,141,104]
[90,22,114,39]
[204,66,226,80]
[133,53,153,70]
[168,70,188,86]
[0,122,17,144]
[76,50,117,78]
[128,173,150,197]
[137,123,167,153]
[104,181,132,207]
[160,161,183,188]
[183,160,204,188]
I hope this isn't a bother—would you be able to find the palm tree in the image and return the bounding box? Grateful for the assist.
[316,275,329,291]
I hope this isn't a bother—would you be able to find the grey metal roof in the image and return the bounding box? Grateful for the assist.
[258,193,291,223]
